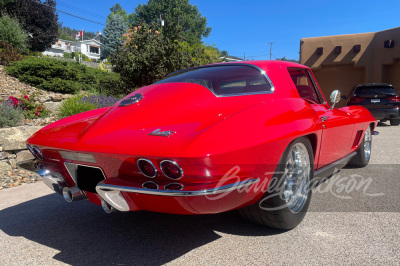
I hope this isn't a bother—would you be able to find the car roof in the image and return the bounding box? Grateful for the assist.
[168,60,309,77]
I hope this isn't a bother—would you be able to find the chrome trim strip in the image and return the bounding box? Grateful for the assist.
[96,178,260,197]
[26,144,35,157]
[315,152,357,177]
[137,158,157,178]
[161,63,275,98]
[160,160,184,180]
[33,146,44,160]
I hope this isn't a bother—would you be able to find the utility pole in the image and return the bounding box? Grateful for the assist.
[244,52,246,61]
[268,42,274,60]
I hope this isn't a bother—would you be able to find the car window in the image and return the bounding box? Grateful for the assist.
[355,87,397,96]
[288,68,321,104]
[157,65,273,96]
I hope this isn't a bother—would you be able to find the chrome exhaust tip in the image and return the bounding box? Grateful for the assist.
[101,199,115,213]
[62,187,86,202]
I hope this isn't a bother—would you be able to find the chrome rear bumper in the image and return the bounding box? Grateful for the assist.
[16,160,86,201]
[17,159,260,213]
[17,159,67,194]
[95,179,260,212]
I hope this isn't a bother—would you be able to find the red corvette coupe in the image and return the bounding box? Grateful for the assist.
[18,61,377,229]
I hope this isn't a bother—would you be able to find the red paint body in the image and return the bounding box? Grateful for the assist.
[27,61,377,214]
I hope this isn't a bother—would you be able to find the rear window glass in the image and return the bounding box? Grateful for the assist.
[156,65,272,96]
[355,87,397,96]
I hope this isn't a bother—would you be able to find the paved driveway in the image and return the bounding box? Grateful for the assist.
[0,123,399,265]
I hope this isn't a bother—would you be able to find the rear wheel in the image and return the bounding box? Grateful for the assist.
[238,137,313,229]
[390,119,400,126]
[348,126,372,167]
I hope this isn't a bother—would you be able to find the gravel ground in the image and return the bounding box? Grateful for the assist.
[0,123,398,265]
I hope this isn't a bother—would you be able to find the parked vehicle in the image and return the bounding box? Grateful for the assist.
[346,83,400,126]
[18,61,377,229]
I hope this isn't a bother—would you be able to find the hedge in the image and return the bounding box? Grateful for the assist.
[5,57,129,96]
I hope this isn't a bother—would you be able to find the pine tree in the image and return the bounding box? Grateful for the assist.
[102,14,128,58]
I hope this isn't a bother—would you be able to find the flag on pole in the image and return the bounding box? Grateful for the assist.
[74,31,83,40]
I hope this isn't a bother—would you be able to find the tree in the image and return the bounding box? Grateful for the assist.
[130,0,211,45]
[2,0,59,52]
[58,26,98,41]
[0,15,28,52]
[112,22,219,88]
[276,56,299,63]
[108,3,128,22]
[220,50,228,57]
[102,14,128,58]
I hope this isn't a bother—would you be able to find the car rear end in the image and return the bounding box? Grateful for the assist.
[347,84,400,125]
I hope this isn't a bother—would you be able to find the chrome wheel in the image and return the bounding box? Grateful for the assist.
[364,127,371,161]
[283,142,311,214]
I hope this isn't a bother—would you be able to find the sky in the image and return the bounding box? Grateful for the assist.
[57,0,400,61]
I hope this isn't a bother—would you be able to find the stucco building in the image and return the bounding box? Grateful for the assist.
[300,27,400,107]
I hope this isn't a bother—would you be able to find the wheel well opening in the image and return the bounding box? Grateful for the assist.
[304,133,317,159]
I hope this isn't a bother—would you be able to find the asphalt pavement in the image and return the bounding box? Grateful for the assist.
[0,122,399,265]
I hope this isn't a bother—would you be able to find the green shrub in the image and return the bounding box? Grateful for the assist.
[0,101,24,128]
[5,57,128,96]
[57,93,119,118]
[57,94,97,118]
[63,52,73,59]
[40,78,81,94]
[28,51,43,57]
[0,15,28,53]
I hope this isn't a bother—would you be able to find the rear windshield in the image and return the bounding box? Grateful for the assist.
[156,65,273,96]
[355,87,397,96]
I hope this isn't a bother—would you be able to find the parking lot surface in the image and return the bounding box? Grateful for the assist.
[0,123,399,265]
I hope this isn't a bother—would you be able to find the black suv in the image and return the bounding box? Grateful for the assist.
[347,83,400,126]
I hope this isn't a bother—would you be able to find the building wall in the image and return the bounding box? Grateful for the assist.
[300,27,400,104]
[42,48,64,57]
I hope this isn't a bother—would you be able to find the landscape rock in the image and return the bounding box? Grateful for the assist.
[0,161,12,174]
[44,101,62,113]
[0,151,11,160]
[0,126,42,151]
[16,150,34,163]
[9,159,16,169]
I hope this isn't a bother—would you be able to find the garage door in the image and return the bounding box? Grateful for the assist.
[313,66,365,107]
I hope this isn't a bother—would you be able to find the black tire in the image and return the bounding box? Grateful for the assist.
[238,137,313,229]
[390,119,400,126]
[348,125,372,168]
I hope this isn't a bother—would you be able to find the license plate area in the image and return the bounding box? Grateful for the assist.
[371,99,380,103]
[76,165,106,193]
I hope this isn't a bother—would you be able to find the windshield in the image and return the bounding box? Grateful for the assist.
[355,87,397,96]
[156,65,273,96]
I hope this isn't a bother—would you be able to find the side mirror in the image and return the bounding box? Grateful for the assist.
[330,90,341,110]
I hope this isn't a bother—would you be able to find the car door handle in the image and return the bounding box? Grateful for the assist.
[321,116,330,122]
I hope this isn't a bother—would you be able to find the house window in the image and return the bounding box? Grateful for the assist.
[89,45,99,54]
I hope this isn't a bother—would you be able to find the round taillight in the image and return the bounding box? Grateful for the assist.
[137,159,157,178]
[32,146,44,160]
[160,160,183,180]
[164,183,184,191]
[142,181,159,189]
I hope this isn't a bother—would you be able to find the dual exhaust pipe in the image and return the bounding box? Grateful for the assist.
[62,187,116,213]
